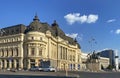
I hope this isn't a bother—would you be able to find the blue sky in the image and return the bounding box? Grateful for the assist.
[0,0,120,56]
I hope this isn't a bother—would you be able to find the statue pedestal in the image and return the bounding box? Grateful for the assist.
[86,59,101,72]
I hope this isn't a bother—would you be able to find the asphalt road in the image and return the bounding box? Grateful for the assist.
[68,71,120,78]
[0,70,120,78]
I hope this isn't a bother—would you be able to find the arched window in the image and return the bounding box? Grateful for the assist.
[16,59,19,69]
[16,48,19,56]
[11,48,14,56]
[7,60,9,68]
[6,49,8,56]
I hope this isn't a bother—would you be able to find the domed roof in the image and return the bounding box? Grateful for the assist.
[25,15,51,33]
[51,20,66,38]
[28,15,42,31]
[24,15,81,49]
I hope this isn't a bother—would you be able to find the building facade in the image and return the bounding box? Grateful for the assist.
[99,57,109,69]
[0,15,82,71]
[98,49,115,66]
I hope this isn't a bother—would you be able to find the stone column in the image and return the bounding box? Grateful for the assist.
[14,60,16,68]
[19,59,23,68]
[4,60,7,69]
[0,60,2,69]
[9,60,12,69]
[19,42,23,57]
[27,59,30,69]
[48,38,51,59]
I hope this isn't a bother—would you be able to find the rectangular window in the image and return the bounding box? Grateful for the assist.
[31,48,35,55]
[73,56,75,61]
[70,55,72,61]
[6,49,8,56]
[16,48,19,56]
[2,49,4,56]
[39,48,42,55]
[31,37,34,40]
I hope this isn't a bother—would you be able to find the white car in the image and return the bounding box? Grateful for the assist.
[43,66,56,72]
[30,66,43,71]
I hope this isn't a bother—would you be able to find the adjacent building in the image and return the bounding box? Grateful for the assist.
[0,15,82,70]
[99,57,109,69]
[98,49,115,66]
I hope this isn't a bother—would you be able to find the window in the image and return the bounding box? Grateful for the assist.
[2,49,4,56]
[60,46,62,59]
[73,55,75,61]
[70,55,72,61]
[11,48,14,56]
[40,37,42,41]
[39,48,42,56]
[73,64,75,70]
[6,49,8,56]
[16,48,19,56]
[31,48,35,55]
[30,59,35,62]
[31,37,34,40]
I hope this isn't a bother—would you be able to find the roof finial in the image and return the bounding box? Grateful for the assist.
[33,13,40,21]
[52,20,58,26]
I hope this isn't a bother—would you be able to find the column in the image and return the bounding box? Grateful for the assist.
[4,60,7,69]
[0,60,2,69]
[9,60,12,69]
[27,59,30,69]
[48,38,51,59]
[14,60,17,68]
[1,60,4,69]
[19,59,23,68]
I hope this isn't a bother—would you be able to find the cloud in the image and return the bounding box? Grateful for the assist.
[87,14,98,23]
[66,33,83,41]
[115,29,120,34]
[66,33,78,39]
[107,19,116,23]
[64,13,98,25]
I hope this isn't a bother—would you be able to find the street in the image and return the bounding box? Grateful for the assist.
[68,71,120,78]
[0,70,120,78]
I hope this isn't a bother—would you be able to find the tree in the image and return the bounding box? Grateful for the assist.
[106,65,113,70]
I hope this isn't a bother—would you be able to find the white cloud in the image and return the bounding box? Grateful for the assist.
[115,29,120,34]
[66,33,83,41]
[87,14,98,23]
[66,33,78,39]
[107,19,116,23]
[64,13,98,25]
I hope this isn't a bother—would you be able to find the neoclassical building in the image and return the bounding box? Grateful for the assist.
[0,15,82,70]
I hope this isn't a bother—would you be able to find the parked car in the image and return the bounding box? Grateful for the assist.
[42,66,56,72]
[10,68,17,72]
[30,66,43,71]
[7,68,10,71]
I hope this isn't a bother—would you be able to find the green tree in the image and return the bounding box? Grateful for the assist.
[106,65,113,70]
